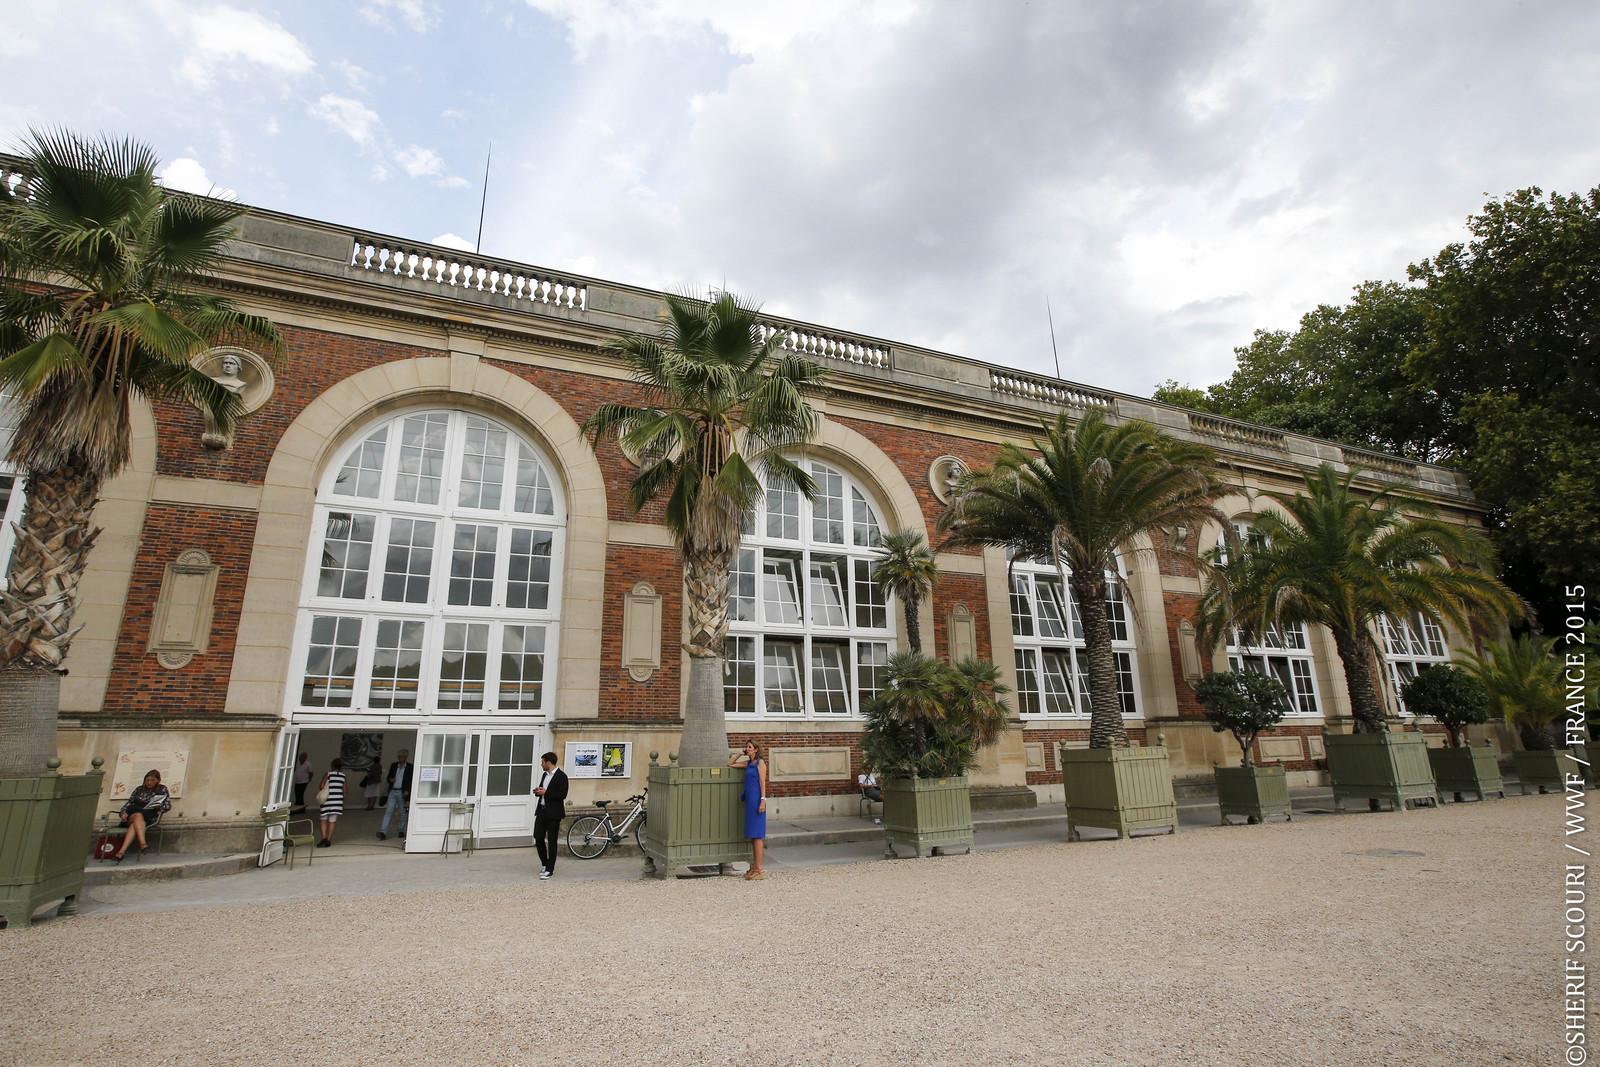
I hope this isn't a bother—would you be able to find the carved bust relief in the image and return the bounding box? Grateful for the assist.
[191,346,275,450]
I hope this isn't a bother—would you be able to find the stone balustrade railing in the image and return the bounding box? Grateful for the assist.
[1340,445,1419,478]
[348,236,588,311]
[1188,412,1288,449]
[990,369,1115,409]
[758,323,891,369]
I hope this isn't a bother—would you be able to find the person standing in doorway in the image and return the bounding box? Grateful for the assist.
[317,758,346,847]
[729,741,769,880]
[292,753,313,812]
[532,751,568,880]
[377,749,412,841]
[360,758,384,810]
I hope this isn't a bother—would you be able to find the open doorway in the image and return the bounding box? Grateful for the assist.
[289,728,417,852]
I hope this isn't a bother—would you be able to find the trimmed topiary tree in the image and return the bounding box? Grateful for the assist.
[1192,670,1290,768]
[1401,665,1489,748]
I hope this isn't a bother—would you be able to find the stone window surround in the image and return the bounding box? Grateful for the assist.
[223,354,608,723]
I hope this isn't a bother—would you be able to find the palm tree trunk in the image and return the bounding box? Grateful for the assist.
[1331,626,1386,733]
[1073,569,1128,748]
[903,596,921,654]
[679,541,735,767]
[0,460,102,778]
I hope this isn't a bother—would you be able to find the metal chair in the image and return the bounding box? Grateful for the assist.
[94,808,168,862]
[261,807,317,868]
[441,802,476,857]
[859,786,882,823]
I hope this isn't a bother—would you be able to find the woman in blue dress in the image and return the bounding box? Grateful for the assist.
[728,740,769,880]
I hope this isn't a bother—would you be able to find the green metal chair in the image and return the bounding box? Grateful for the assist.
[441,802,475,857]
[94,808,167,862]
[261,807,317,868]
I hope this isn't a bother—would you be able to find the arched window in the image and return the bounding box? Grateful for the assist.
[723,461,894,719]
[1218,521,1320,715]
[1380,612,1450,713]
[291,409,564,717]
[1009,553,1140,718]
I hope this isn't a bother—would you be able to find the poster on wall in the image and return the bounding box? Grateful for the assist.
[111,749,189,800]
[565,742,631,779]
[340,732,383,774]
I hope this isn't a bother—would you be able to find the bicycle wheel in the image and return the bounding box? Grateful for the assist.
[566,815,610,859]
[633,812,647,852]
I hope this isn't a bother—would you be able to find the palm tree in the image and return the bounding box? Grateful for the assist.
[1196,464,1518,735]
[940,410,1228,748]
[873,530,937,653]
[583,290,823,766]
[1460,635,1564,750]
[0,131,280,777]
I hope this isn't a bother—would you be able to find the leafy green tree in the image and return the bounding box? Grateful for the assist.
[1191,670,1290,768]
[940,411,1227,748]
[1196,465,1518,734]
[582,290,824,767]
[1460,634,1565,750]
[0,131,281,777]
[1399,664,1489,748]
[861,651,1009,779]
[872,530,938,654]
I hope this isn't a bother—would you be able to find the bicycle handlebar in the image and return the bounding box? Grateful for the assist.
[627,793,646,804]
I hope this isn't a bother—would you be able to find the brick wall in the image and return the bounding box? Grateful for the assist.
[598,543,682,721]
[1162,590,1207,719]
[931,572,992,663]
[834,414,1002,553]
[102,505,259,717]
[729,730,867,798]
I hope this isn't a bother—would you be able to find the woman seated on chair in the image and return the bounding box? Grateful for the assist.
[113,769,171,862]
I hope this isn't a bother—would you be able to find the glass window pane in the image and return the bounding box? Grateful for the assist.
[1041,649,1075,715]
[317,512,376,599]
[381,517,435,603]
[393,413,448,505]
[763,638,804,714]
[439,622,489,710]
[856,641,889,706]
[1014,648,1040,716]
[851,487,883,548]
[728,549,757,623]
[808,554,849,627]
[853,560,887,629]
[765,476,799,540]
[498,624,546,711]
[459,417,508,510]
[811,464,845,544]
[513,443,556,515]
[1009,575,1034,637]
[506,528,553,610]
[1036,575,1068,639]
[301,615,361,707]
[810,640,850,715]
[369,618,424,709]
[761,551,803,625]
[448,523,498,606]
[332,427,387,499]
[724,636,756,715]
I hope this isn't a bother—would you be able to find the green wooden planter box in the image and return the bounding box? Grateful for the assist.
[882,775,973,858]
[1324,731,1438,812]
[1215,764,1292,825]
[1058,745,1178,839]
[1427,744,1504,802]
[1514,749,1583,795]
[641,761,753,878]
[1,761,105,930]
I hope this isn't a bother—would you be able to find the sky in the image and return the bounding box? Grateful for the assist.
[3,1,1597,396]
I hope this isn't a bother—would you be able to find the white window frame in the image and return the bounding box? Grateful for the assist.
[1009,554,1142,721]
[724,462,895,721]
[1219,521,1321,716]
[1379,611,1451,715]
[287,409,565,722]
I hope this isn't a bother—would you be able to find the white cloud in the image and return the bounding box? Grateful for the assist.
[432,232,476,251]
[177,6,314,88]
[333,59,374,92]
[396,144,445,178]
[310,94,382,147]
[264,117,281,136]
[441,107,468,121]
[157,158,235,199]
[360,0,438,33]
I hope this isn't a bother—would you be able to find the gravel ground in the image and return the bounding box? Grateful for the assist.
[0,793,1574,1066]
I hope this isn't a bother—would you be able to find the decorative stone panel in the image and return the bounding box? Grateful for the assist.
[768,746,853,783]
[1024,742,1046,772]
[146,549,219,669]
[621,581,663,682]
[947,603,976,662]
[1258,736,1305,763]
[1176,619,1203,682]
[1306,735,1327,760]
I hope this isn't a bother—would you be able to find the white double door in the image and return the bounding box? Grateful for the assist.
[405,726,548,853]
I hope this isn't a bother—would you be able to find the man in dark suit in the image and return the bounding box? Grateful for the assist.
[376,749,413,841]
[533,751,568,880]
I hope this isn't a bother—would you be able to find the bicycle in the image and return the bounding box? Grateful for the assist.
[566,792,647,859]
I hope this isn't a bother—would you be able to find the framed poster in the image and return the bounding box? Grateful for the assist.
[565,742,631,779]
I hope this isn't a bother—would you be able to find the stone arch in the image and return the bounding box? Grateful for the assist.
[223,356,608,720]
